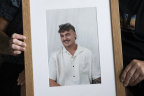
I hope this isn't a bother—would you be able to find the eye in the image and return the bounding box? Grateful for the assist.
[60,35,64,38]
[66,33,70,36]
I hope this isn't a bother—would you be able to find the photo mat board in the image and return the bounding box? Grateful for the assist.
[22,0,125,96]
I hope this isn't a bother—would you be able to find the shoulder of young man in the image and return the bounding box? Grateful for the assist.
[79,46,92,56]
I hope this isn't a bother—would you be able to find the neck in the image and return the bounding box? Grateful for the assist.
[65,43,77,56]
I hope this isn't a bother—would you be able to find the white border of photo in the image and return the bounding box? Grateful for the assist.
[30,0,116,96]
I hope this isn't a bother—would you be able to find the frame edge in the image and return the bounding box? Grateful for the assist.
[110,0,126,96]
[22,0,34,96]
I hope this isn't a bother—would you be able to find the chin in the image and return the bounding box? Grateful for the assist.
[63,44,71,47]
[64,45,70,47]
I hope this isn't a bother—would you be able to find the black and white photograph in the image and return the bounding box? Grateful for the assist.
[46,8,101,87]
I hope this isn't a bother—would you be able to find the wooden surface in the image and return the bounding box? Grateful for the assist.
[21,85,26,96]
[22,0,125,96]
[22,0,34,96]
[110,0,126,96]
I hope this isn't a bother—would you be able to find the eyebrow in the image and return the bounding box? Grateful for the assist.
[65,33,70,35]
[60,34,64,37]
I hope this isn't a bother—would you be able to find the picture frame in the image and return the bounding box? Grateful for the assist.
[22,0,125,96]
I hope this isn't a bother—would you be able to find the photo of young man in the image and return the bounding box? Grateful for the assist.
[49,23,101,87]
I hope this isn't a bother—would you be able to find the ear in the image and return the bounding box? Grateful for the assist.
[74,32,76,36]
[74,32,77,40]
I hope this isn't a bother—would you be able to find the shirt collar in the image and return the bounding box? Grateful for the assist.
[62,44,84,56]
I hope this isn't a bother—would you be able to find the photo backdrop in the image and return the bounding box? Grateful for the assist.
[46,7,101,77]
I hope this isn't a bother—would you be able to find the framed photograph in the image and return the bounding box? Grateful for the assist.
[22,0,125,96]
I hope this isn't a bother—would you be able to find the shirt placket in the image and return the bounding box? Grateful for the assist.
[71,56,77,81]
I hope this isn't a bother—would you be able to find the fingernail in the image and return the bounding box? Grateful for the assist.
[25,43,27,47]
[23,48,26,51]
[23,43,26,47]
[23,36,26,39]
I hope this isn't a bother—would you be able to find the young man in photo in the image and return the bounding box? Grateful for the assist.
[49,23,101,87]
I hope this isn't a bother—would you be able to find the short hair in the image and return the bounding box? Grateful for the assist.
[58,23,76,33]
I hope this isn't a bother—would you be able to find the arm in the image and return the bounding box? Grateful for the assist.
[49,54,59,86]
[49,79,61,87]
[92,77,101,84]
[0,31,11,54]
[89,51,101,84]
[17,70,25,86]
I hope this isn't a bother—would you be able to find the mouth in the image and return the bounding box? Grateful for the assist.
[63,40,70,44]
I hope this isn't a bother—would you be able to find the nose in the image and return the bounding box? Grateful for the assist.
[63,36,67,41]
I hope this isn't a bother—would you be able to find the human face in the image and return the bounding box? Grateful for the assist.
[0,17,9,31]
[60,29,76,48]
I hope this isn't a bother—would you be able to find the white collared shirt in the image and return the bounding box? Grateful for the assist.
[49,45,100,86]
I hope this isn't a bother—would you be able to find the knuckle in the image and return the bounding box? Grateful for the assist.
[12,39,16,43]
[13,51,17,55]
[135,62,141,67]
[125,77,129,82]
[19,51,22,54]
[16,51,19,54]
[131,77,135,81]
[17,40,21,45]
[14,51,21,55]
[18,40,22,44]
[16,46,20,50]
[12,33,16,38]
[124,80,128,85]
[21,43,24,46]
[141,72,144,76]
[132,59,137,63]
[137,67,141,71]
[124,68,129,73]
[23,43,26,47]
[128,72,133,77]
[121,76,124,81]
[19,47,22,50]
[14,51,17,54]
[21,47,24,50]
[21,42,24,46]
[16,47,20,50]
[22,42,24,46]
[11,44,15,49]
[138,78,141,82]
